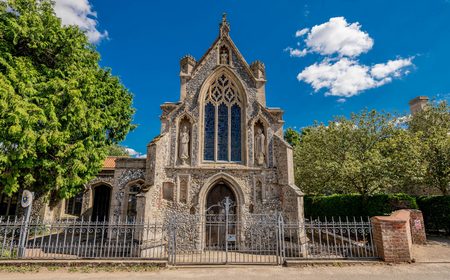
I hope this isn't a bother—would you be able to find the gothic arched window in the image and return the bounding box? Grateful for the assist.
[204,74,242,162]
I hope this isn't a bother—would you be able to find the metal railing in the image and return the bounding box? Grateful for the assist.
[1,215,378,263]
[168,212,283,265]
[282,216,378,260]
[0,216,167,260]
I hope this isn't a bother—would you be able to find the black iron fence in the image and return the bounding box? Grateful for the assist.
[0,216,167,260]
[282,217,378,260]
[0,215,378,264]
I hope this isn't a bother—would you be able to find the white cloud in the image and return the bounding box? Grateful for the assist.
[370,58,414,79]
[124,147,139,156]
[124,147,146,158]
[284,47,308,57]
[295,28,310,37]
[297,57,413,97]
[286,17,373,59]
[304,17,373,57]
[53,0,108,44]
[287,17,414,97]
[298,58,376,97]
[337,98,347,103]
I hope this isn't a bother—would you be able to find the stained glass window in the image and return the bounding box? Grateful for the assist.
[204,102,215,161]
[218,103,228,160]
[204,73,242,162]
[231,104,241,161]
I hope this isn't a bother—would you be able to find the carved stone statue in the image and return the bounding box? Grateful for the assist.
[179,125,190,165]
[255,128,266,166]
[220,50,228,64]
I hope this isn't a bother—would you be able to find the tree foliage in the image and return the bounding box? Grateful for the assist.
[284,128,301,147]
[107,144,129,157]
[0,0,135,200]
[293,110,423,196]
[409,101,450,195]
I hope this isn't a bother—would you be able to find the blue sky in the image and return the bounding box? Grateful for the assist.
[55,1,450,155]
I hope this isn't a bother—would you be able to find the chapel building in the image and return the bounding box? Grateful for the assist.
[3,15,305,224]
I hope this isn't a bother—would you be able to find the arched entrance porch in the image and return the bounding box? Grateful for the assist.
[205,181,237,247]
[91,184,111,221]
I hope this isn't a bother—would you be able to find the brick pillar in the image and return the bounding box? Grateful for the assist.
[407,209,427,245]
[371,210,413,262]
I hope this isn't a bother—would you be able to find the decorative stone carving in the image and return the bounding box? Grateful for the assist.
[178,175,189,203]
[220,45,230,65]
[179,124,190,165]
[220,51,228,64]
[255,127,266,166]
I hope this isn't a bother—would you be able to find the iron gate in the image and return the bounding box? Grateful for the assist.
[168,197,283,265]
[1,204,378,264]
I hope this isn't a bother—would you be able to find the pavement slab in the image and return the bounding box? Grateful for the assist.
[1,263,450,280]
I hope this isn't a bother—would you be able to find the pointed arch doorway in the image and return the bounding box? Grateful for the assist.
[91,184,111,221]
[205,181,237,248]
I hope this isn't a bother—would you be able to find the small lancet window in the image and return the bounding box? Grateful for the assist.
[127,184,141,221]
[163,182,174,201]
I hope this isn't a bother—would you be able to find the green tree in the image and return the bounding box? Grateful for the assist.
[0,0,135,201]
[409,101,450,195]
[294,110,423,196]
[284,128,301,147]
[107,144,129,157]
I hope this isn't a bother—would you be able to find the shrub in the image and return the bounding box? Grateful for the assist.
[304,194,418,219]
[0,249,17,259]
[416,196,450,234]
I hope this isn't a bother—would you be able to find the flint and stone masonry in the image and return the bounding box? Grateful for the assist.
[41,15,305,228]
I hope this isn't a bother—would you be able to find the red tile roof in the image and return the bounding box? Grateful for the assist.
[103,156,118,169]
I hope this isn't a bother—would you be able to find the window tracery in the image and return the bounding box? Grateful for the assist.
[204,74,242,162]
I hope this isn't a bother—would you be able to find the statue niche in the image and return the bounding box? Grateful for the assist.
[254,121,266,167]
[219,45,230,65]
[178,118,191,166]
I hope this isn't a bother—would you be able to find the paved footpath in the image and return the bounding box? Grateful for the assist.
[1,263,450,280]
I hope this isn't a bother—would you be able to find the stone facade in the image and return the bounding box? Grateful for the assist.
[43,15,304,225]
[139,15,304,223]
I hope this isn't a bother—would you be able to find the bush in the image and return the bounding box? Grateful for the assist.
[304,194,418,219]
[0,249,17,259]
[416,196,450,234]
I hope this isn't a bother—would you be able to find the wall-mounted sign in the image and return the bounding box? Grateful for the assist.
[227,234,236,242]
[21,190,33,208]
[414,219,422,230]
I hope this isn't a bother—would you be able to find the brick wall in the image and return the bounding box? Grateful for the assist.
[407,209,427,245]
[371,210,413,262]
